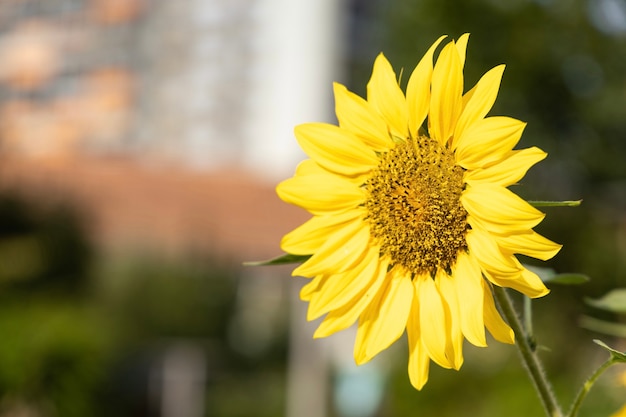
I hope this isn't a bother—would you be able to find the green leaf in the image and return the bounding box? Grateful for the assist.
[524,264,589,285]
[527,200,582,207]
[580,316,626,338]
[545,273,590,285]
[593,339,626,363]
[244,253,311,267]
[585,288,626,314]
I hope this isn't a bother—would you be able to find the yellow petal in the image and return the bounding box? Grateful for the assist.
[354,267,413,364]
[453,65,505,149]
[466,226,521,277]
[429,41,463,145]
[417,274,452,368]
[294,159,325,176]
[367,53,409,140]
[455,33,470,70]
[313,255,389,338]
[293,218,370,277]
[455,116,526,170]
[281,210,363,255]
[482,280,515,344]
[453,252,487,347]
[461,84,476,110]
[464,147,547,187]
[407,313,430,390]
[462,183,545,234]
[406,35,446,137]
[300,274,327,302]
[496,230,562,261]
[436,269,464,369]
[276,173,365,215]
[307,245,379,319]
[487,266,550,299]
[333,82,391,151]
[295,123,379,176]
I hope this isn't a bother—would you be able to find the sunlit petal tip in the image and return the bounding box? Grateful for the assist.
[313,255,390,340]
[277,173,366,215]
[434,268,465,369]
[353,337,369,365]
[409,374,429,391]
[418,276,453,368]
[453,253,487,347]
[333,81,392,151]
[280,211,362,255]
[299,275,326,305]
[454,33,470,69]
[497,230,563,261]
[429,41,464,145]
[462,184,545,234]
[368,53,409,139]
[463,146,548,187]
[294,123,379,176]
[482,281,515,344]
[354,268,413,362]
[306,247,379,317]
[312,325,329,339]
[368,53,395,88]
[450,349,464,371]
[293,159,322,177]
[406,35,447,135]
[466,227,521,277]
[408,338,431,390]
[521,268,551,298]
[456,117,527,169]
[453,65,506,144]
[488,267,550,299]
[305,305,322,321]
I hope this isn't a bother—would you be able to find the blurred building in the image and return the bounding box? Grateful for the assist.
[0,1,349,417]
[0,0,347,257]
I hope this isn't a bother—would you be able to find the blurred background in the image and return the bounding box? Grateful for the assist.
[0,0,624,416]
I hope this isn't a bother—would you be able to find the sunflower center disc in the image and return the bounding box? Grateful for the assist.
[365,136,468,276]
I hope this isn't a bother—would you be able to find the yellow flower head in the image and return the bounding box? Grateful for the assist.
[276,34,561,390]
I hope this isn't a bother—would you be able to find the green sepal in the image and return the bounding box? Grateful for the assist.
[527,200,582,207]
[585,288,626,314]
[244,253,311,267]
[524,264,590,285]
[593,339,626,363]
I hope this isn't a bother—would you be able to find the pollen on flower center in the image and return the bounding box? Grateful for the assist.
[365,136,468,276]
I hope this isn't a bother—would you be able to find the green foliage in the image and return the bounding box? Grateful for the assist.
[95,257,238,341]
[0,192,289,417]
[585,288,626,314]
[528,200,583,208]
[0,192,106,416]
[581,289,626,337]
[244,253,311,266]
[525,264,590,285]
[593,340,626,363]
[0,300,113,417]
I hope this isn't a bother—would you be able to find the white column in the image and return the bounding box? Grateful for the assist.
[244,0,347,182]
[159,343,207,417]
[246,3,347,416]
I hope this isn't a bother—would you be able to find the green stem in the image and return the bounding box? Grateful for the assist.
[566,358,614,417]
[492,286,563,417]
[523,296,536,351]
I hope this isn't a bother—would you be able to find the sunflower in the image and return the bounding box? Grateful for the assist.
[276,34,561,390]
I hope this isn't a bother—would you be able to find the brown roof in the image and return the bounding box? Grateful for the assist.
[0,156,309,262]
